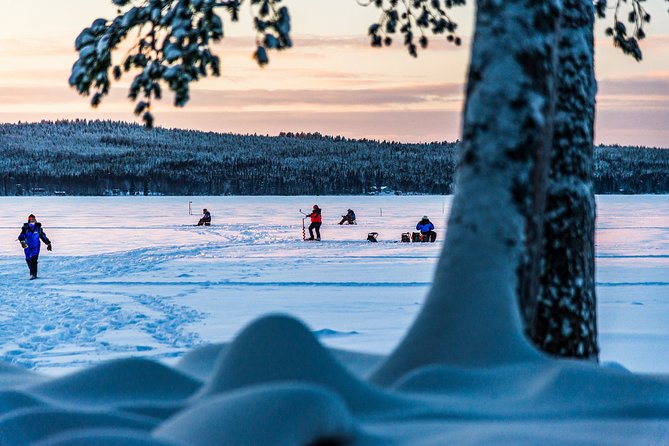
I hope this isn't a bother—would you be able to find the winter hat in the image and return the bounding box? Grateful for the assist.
[422,215,428,220]
[313,205,319,209]
[28,214,36,220]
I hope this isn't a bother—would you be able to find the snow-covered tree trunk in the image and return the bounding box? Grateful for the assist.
[531,0,599,360]
[372,0,562,386]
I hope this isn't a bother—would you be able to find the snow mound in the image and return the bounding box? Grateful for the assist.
[196,314,408,415]
[27,357,201,410]
[155,383,355,446]
[0,314,668,444]
[174,340,383,382]
[0,407,156,445]
[395,360,669,418]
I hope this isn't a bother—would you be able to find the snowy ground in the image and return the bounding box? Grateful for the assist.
[1,195,668,445]
[0,195,667,376]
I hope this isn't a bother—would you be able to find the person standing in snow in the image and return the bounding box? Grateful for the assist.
[18,214,52,280]
[305,205,322,241]
[197,208,211,226]
[416,215,437,242]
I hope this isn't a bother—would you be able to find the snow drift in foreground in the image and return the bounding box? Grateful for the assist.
[0,195,667,444]
[2,314,669,445]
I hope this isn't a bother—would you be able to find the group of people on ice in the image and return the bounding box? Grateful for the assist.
[15,206,435,279]
[303,206,357,240]
[191,204,436,243]
[303,205,437,243]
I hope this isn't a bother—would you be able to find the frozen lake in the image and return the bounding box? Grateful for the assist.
[0,195,667,375]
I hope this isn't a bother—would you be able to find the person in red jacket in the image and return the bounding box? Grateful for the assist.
[305,205,322,241]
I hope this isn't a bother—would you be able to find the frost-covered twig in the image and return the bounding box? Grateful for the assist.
[69,0,291,128]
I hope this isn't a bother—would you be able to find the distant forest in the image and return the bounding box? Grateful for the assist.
[0,120,667,196]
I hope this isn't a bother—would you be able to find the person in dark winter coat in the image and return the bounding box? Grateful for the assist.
[18,214,52,279]
[197,208,211,226]
[338,209,356,225]
[305,205,322,240]
[416,215,437,242]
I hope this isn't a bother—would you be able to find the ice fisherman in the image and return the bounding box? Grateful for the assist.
[197,208,211,226]
[338,209,356,225]
[416,215,437,242]
[305,205,322,241]
[18,214,52,280]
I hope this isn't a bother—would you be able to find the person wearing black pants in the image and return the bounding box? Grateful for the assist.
[18,214,52,280]
[305,205,322,241]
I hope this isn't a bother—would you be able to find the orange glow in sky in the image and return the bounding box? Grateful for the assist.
[0,1,668,146]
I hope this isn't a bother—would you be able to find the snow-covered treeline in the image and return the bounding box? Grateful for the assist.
[594,144,669,194]
[0,120,665,196]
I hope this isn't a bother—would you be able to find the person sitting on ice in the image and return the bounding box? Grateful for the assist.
[338,209,356,225]
[305,205,322,240]
[18,214,52,280]
[416,215,437,242]
[197,208,211,226]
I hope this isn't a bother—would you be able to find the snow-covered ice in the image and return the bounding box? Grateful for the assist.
[0,195,666,374]
[0,195,667,444]
[0,196,449,373]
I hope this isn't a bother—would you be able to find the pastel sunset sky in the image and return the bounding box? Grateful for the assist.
[0,1,667,146]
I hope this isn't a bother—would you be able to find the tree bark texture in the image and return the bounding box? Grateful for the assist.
[372,0,561,386]
[532,0,599,360]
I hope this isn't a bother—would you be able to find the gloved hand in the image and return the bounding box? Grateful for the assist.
[47,243,52,251]
[20,240,28,249]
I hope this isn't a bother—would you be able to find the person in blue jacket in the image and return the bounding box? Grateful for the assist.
[416,215,437,242]
[18,214,52,280]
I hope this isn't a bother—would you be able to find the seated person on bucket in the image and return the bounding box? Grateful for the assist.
[338,209,356,225]
[197,208,211,226]
[416,215,437,242]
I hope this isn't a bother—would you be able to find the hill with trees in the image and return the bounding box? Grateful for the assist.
[0,120,665,196]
